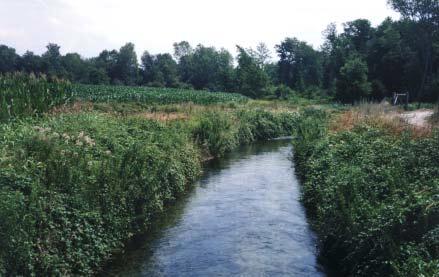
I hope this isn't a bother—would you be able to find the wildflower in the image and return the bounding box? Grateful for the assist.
[62,133,71,140]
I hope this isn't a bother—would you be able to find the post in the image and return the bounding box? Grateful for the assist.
[405,92,409,110]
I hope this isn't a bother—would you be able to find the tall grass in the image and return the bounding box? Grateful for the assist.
[0,73,72,122]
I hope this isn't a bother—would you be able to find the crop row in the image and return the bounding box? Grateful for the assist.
[73,84,248,105]
[0,73,72,122]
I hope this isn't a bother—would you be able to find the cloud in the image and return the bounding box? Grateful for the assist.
[0,0,399,58]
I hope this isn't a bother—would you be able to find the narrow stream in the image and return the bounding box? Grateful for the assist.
[104,139,325,276]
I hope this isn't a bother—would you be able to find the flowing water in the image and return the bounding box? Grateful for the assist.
[104,139,325,276]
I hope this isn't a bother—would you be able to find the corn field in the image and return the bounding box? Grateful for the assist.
[73,84,248,105]
[0,73,72,121]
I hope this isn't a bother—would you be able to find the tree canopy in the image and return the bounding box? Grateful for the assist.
[0,1,438,101]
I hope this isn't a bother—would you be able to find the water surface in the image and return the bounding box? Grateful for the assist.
[105,139,324,276]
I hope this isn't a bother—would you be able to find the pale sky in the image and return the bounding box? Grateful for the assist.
[0,0,399,59]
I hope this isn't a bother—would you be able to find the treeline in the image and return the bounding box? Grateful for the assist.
[0,0,438,102]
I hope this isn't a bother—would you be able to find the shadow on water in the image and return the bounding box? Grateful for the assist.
[101,138,326,276]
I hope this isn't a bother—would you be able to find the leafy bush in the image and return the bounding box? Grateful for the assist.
[0,114,201,275]
[0,73,72,122]
[193,111,239,157]
[293,110,439,276]
[193,109,297,157]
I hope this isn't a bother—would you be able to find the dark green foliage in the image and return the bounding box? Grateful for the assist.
[276,38,322,91]
[42,43,66,78]
[235,46,270,98]
[141,52,178,87]
[115,43,138,86]
[176,43,235,92]
[275,84,295,99]
[336,56,372,103]
[0,45,20,73]
[293,110,439,276]
[0,73,72,122]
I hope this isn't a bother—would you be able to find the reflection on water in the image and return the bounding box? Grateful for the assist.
[104,139,325,276]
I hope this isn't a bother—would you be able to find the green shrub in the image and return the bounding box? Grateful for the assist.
[0,114,202,275]
[193,109,297,157]
[193,111,239,157]
[293,113,439,276]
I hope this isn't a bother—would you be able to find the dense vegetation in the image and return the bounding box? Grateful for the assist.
[0,0,437,275]
[1,0,438,102]
[0,73,72,122]
[0,91,296,275]
[73,84,248,105]
[293,109,439,276]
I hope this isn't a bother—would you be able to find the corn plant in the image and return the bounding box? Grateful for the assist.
[73,84,248,105]
[0,73,72,122]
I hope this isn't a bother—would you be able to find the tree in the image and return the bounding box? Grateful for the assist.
[0,45,19,73]
[342,19,373,56]
[154,53,179,87]
[235,46,269,98]
[276,38,322,91]
[183,45,234,91]
[88,67,109,84]
[321,23,340,94]
[115,43,138,85]
[388,0,439,25]
[42,43,65,77]
[140,51,155,84]
[388,0,439,100]
[336,56,371,103]
[173,41,193,62]
[367,18,406,96]
[19,51,42,74]
[62,53,88,82]
[94,49,119,83]
[248,42,272,67]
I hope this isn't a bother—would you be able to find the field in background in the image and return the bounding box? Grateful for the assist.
[73,84,248,105]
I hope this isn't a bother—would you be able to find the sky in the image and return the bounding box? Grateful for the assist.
[0,0,399,59]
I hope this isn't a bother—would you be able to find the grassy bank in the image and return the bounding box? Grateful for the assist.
[293,108,439,276]
[0,106,296,275]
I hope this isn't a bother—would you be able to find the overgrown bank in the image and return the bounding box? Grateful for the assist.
[293,109,439,276]
[0,108,296,275]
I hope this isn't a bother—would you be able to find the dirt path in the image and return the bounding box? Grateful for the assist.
[401,109,434,127]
